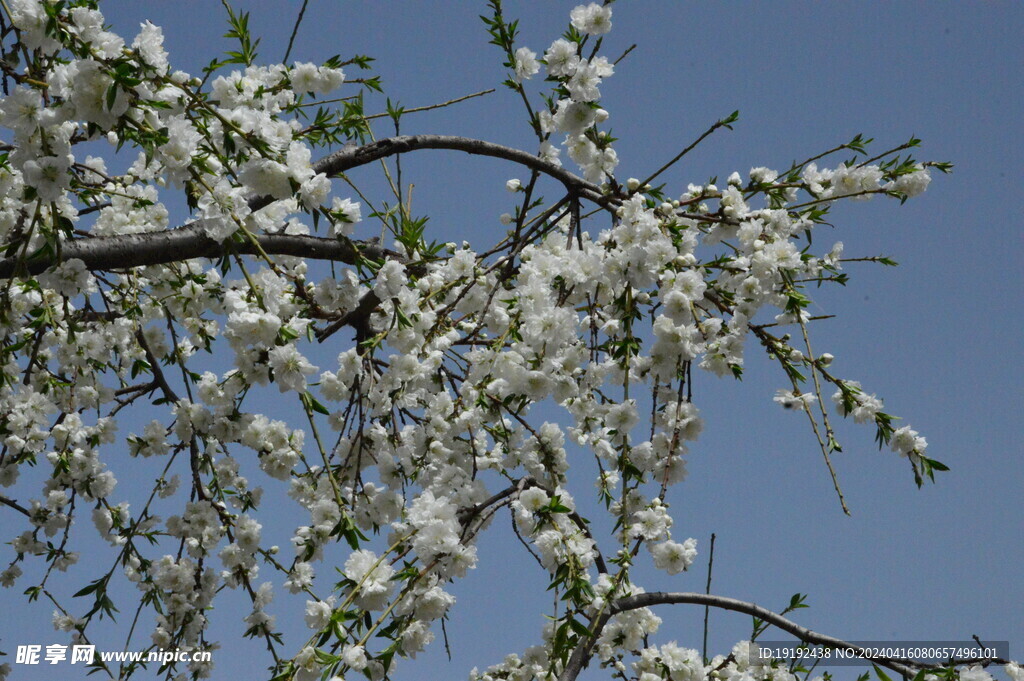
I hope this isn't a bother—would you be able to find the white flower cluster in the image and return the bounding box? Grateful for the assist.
[513,8,619,184]
[0,2,949,680]
[149,555,217,651]
[404,490,478,576]
[633,642,705,681]
[513,486,597,573]
[342,549,394,610]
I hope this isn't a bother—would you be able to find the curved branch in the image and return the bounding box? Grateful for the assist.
[312,134,606,203]
[559,591,923,681]
[617,592,920,676]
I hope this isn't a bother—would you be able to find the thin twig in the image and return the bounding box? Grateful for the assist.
[613,43,637,65]
[0,493,30,516]
[635,115,735,192]
[282,0,309,64]
[702,533,716,663]
[357,89,495,120]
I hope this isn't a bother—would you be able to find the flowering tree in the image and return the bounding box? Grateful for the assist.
[0,2,1016,681]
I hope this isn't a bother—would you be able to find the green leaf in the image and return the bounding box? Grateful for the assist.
[73,579,104,598]
[105,82,118,111]
[306,393,330,415]
[568,618,592,638]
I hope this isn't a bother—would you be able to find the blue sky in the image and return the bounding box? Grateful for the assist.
[3,2,1022,680]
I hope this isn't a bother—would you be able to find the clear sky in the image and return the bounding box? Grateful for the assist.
[3,2,1022,680]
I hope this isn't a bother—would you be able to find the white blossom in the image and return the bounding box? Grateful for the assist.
[650,538,698,575]
[268,345,318,393]
[545,39,580,77]
[570,3,613,35]
[513,47,540,82]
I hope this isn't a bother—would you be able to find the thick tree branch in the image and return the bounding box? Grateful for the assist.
[0,223,378,279]
[559,591,924,681]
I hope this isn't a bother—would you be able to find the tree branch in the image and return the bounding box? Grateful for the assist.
[0,493,31,517]
[618,593,922,677]
[314,287,382,344]
[559,591,924,681]
[313,135,606,203]
[135,330,179,404]
[0,223,382,279]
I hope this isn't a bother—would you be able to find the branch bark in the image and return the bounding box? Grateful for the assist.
[0,222,376,279]
[312,134,605,202]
